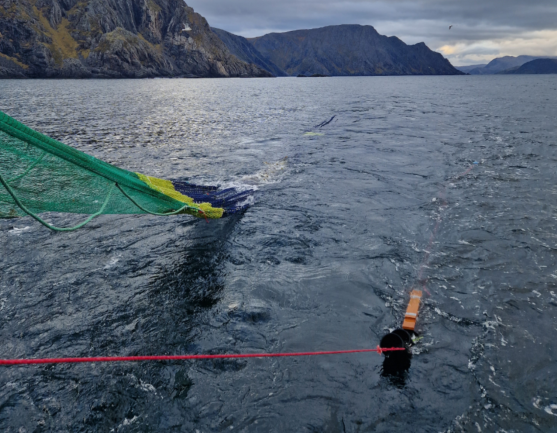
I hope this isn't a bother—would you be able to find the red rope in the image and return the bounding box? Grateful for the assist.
[0,347,405,366]
[453,165,474,180]
[197,208,210,223]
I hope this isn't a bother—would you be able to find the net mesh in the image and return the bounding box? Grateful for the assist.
[0,111,252,230]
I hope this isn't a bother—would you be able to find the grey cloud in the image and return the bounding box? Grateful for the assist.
[188,0,557,34]
[186,0,557,64]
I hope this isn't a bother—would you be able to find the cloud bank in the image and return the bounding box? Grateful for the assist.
[187,0,557,65]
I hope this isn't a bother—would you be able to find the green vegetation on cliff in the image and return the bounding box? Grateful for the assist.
[0,0,271,78]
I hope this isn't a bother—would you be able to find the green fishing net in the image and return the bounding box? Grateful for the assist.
[0,110,247,231]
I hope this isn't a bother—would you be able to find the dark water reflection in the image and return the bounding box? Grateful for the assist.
[1,76,557,432]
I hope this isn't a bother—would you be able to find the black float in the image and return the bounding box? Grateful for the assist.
[379,328,414,385]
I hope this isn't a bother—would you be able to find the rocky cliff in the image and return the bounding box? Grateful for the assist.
[211,28,286,77]
[247,25,463,76]
[0,0,271,78]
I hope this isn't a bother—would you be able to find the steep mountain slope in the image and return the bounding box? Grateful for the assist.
[467,56,555,75]
[500,59,557,74]
[212,28,286,77]
[0,0,271,78]
[247,25,463,76]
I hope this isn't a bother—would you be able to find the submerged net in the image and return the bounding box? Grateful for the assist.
[0,111,253,231]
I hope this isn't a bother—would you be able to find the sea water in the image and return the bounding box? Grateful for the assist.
[1,76,556,432]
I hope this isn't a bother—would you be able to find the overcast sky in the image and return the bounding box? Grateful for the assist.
[187,0,557,66]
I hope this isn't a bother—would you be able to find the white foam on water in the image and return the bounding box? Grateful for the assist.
[104,256,121,270]
[544,405,557,416]
[123,416,138,425]
[8,226,31,235]
[231,157,288,187]
[139,380,157,394]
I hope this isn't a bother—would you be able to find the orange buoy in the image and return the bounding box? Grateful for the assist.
[402,290,422,331]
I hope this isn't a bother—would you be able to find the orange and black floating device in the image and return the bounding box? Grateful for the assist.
[402,290,422,331]
[379,327,413,380]
[379,289,423,379]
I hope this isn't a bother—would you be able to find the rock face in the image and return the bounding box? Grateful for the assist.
[211,28,286,77]
[466,56,556,75]
[0,0,272,78]
[246,25,463,76]
[500,59,557,74]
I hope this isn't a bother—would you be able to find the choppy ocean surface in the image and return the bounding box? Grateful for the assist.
[1,76,557,432]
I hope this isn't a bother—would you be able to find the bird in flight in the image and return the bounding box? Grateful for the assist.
[449,25,453,30]
[182,24,192,32]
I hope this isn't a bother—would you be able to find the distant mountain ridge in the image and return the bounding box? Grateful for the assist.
[500,59,557,74]
[464,56,557,75]
[214,25,463,76]
[0,0,270,78]
[454,64,487,74]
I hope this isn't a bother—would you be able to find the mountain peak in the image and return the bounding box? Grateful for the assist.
[232,25,463,76]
